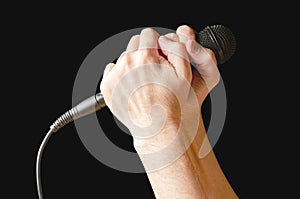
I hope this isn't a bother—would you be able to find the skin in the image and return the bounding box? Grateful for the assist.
[100,25,238,199]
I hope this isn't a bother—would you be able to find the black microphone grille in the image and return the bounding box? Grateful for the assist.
[197,25,236,64]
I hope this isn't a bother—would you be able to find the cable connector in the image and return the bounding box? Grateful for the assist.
[50,93,106,132]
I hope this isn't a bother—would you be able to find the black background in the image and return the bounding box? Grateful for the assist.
[4,3,297,199]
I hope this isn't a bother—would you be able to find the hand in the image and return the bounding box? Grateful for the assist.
[100,27,237,198]
[100,28,200,148]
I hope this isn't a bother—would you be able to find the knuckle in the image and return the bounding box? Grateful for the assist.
[131,34,140,39]
[177,25,190,32]
[117,53,131,65]
[166,33,179,41]
[168,33,177,37]
[177,25,195,38]
[141,27,157,35]
[158,36,167,45]
[129,35,140,44]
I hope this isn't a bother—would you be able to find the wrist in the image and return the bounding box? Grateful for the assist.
[133,111,203,155]
[133,124,180,154]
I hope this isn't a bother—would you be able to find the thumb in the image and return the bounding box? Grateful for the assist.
[186,40,220,91]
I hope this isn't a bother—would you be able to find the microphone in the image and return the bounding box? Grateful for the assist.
[36,25,236,199]
[197,25,236,64]
[50,25,236,132]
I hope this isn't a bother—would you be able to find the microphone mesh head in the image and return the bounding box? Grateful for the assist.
[198,25,236,64]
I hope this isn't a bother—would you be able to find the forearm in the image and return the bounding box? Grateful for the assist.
[185,116,238,198]
[134,116,238,199]
[146,151,205,198]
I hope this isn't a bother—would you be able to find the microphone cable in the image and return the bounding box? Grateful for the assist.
[36,93,106,199]
[36,128,55,199]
